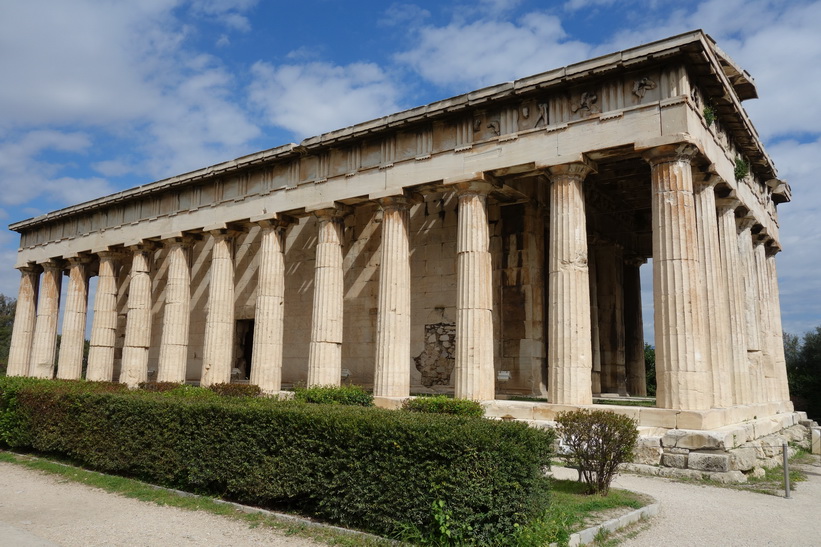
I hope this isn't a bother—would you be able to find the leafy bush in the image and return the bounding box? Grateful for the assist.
[0,377,554,544]
[138,381,183,392]
[293,384,373,406]
[555,409,638,495]
[207,383,261,398]
[734,157,750,181]
[402,395,484,417]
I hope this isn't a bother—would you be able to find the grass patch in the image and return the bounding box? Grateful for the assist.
[0,450,391,547]
[516,478,651,547]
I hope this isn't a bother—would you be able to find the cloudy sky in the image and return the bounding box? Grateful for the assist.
[1,0,819,340]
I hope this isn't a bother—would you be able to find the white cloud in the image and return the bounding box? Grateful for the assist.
[394,11,592,90]
[379,3,431,27]
[248,61,402,139]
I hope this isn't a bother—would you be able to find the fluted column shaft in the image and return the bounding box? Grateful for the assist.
[251,218,290,393]
[588,247,602,395]
[56,257,90,380]
[694,178,733,408]
[765,251,790,402]
[595,243,626,395]
[738,218,764,403]
[158,237,194,384]
[753,240,776,402]
[201,231,237,387]
[29,261,63,379]
[308,209,346,386]
[547,163,593,405]
[624,259,646,396]
[374,197,412,398]
[716,199,751,404]
[6,266,41,376]
[86,252,122,382]
[454,184,495,401]
[120,245,155,387]
[644,145,710,410]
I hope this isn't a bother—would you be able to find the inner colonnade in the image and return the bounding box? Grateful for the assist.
[6,31,792,416]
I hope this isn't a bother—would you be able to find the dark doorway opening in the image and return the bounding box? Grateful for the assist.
[235,319,254,381]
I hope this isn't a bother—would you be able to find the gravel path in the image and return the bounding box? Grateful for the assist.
[0,462,322,547]
[612,463,821,547]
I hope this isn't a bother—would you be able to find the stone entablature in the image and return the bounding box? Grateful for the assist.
[10,31,785,265]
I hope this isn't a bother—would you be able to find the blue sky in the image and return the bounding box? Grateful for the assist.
[1,0,819,340]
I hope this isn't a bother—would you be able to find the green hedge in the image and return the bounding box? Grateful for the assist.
[293,384,374,406]
[0,377,553,544]
[402,395,485,417]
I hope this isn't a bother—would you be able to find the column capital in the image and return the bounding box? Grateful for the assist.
[17,263,42,275]
[160,232,202,247]
[203,223,245,239]
[39,259,65,272]
[715,196,741,214]
[641,142,700,166]
[443,171,498,195]
[542,158,597,181]
[126,241,159,253]
[765,240,782,257]
[736,215,757,231]
[308,203,353,221]
[693,173,722,192]
[96,249,127,262]
[374,194,416,210]
[65,254,94,267]
[624,253,647,267]
[250,212,297,229]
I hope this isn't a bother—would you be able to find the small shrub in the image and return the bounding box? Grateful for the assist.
[703,104,716,126]
[402,395,484,417]
[208,383,261,398]
[293,384,373,406]
[555,409,638,495]
[139,381,182,392]
[734,157,750,181]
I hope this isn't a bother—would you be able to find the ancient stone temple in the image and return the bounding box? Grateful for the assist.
[7,31,801,453]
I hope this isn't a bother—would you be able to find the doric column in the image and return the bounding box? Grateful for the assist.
[250,216,293,394]
[307,207,348,387]
[588,244,602,395]
[693,176,733,408]
[201,229,238,387]
[643,144,710,410]
[6,265,41,377]
[120,244,156,387]
[765,246,790,402]
[28,260,63,379]
[546,162,594,405]
[56,256,91,380]
[86,251,123,382]
[595,243,626,396]
[716,198,751,404]
[373,196,412,398]
[157,236,195,384]
[453,182,495,401]
[753,239,776,402]
[737,216,764,403]
[623,257,646,397]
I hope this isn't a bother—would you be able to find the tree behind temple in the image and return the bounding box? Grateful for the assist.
[785,327,821,422]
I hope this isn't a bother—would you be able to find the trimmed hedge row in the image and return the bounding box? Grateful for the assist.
[402,395,485,417]
[0,377,554,544]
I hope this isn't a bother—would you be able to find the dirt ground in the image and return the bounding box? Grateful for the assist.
[0,462,322,547]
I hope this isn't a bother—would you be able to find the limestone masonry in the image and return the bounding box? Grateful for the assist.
[9,31,816,468]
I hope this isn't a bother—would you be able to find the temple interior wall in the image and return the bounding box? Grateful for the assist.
[120,191,546,393]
